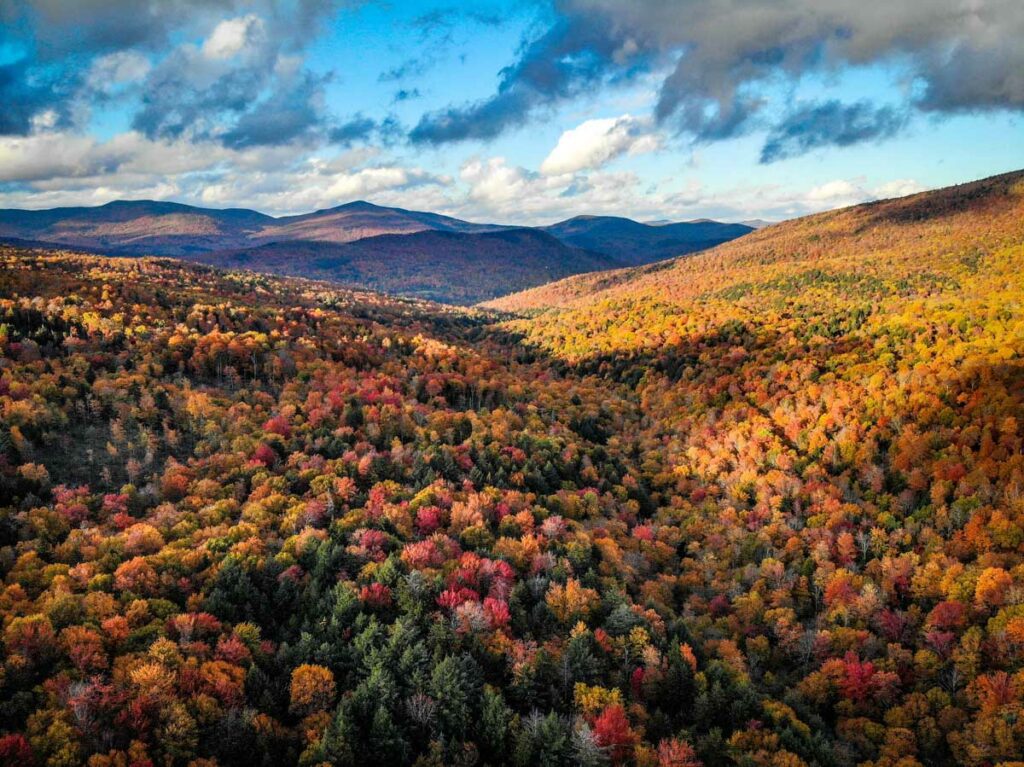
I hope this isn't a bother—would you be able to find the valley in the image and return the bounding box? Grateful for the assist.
[2,171,1023,766]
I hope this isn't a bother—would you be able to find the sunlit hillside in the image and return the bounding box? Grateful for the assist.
[487,169,1024,320]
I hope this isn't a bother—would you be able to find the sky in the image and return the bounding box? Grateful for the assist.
[0,0,1022,225]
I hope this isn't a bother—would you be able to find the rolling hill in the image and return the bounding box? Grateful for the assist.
[248,200,506,245]
[0,199,497,257]
[193,227,621,304]
[0,200,273,256]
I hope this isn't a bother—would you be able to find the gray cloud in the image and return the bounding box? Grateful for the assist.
[411,89,536,144]
[919,45,1024,113]
[127,5,346,148]
[328,115,377,146]
[379,55,434,83]
[222,71,328,149]
[1,0,346,144]
[0,58,76,134]
[410,6,506,38]
[393,88,422,103]
[410,11,631,144]
[760,100,908,163]
[3,0,343,56]
[379,4,510,85]
[132,51,269,142]
[411,0,1024,154]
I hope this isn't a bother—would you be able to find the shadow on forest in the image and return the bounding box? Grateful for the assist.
[859,170,1021,227]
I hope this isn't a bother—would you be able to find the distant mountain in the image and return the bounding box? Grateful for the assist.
[0,199,509,258]
[0,199,752,303]
[542,215,753,265]
[193,228,621,304]
[0,200,272,256]
[253,200,505,245]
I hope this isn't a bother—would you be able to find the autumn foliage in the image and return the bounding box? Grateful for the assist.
[1,170,1024,765]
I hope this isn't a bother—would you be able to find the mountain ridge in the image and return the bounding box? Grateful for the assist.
[0,198,749,256]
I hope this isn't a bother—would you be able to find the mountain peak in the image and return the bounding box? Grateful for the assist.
[332,200,383,212]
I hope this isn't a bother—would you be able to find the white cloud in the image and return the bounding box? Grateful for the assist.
[195,167,446,213]
[326,167,448,199]
[0,128,452,215]
[87,51,152,90]
[461,157,539,204]
[451,154,933,226]
[803,178,927,210]
[874,179,926,198]
[455,155,647,222]
[541,114,660,175]
[0,133,122,183]
[805,179,865,205]
[202,15,266,60]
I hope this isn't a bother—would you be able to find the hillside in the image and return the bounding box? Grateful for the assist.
[543,215,753,265]
[2,169,1024,767]
[193,228,621,304]
[0,200,496,257]
[488,170,1024,317]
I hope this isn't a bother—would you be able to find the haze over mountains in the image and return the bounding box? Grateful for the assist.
[0,199,752,304]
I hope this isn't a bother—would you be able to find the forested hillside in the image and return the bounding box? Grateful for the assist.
[542,217,753,266]
[1,169,1024,767]
[193,228,620,305]
[485,170,1024,316]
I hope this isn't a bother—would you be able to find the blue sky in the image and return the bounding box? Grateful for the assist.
[0,0,1022,224]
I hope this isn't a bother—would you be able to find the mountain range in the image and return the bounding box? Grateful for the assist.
[0,199,752,304]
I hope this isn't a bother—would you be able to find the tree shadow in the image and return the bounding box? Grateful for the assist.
[857,169,1022,228]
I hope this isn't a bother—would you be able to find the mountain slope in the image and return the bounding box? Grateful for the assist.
[195,227,621,304]
[542,215,753,265]
[487,169,1024,319]
[0,199,497,256]
[0,200,752,302]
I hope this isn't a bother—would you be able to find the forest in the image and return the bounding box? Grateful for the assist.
[1,169,1024,767]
